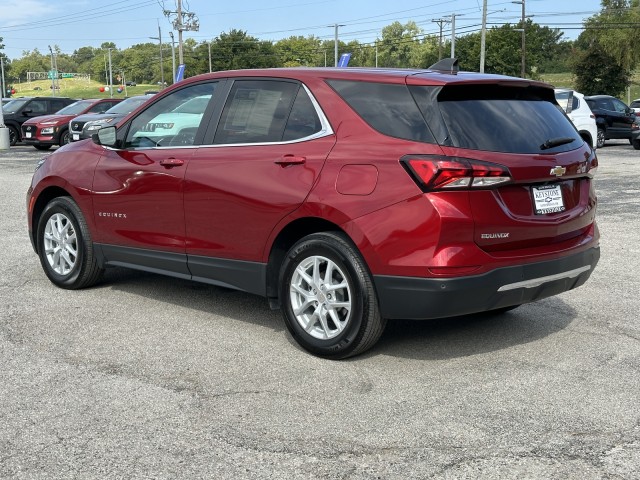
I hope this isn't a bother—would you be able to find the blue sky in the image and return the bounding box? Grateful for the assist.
[1,0,604,59]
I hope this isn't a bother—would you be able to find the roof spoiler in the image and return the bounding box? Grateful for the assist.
[428,58,459,74]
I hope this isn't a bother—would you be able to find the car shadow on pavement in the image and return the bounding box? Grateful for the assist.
[100,267,576,360]
[100,267,285,330]
[369,297,576,361]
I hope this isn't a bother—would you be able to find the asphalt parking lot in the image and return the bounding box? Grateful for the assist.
[1,141,639,479]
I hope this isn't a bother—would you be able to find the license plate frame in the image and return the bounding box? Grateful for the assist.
[72,134,80,141]
[532,184,565,215]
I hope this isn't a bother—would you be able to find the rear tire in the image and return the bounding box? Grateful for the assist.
[279,232,385,359]
[596,128,605,148]
[37,197,104,289]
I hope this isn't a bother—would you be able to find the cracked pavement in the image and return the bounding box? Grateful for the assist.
[1,143,639,479]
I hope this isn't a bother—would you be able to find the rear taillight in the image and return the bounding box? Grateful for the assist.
[401,155,512,191]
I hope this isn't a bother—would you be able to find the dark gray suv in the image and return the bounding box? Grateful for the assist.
[2,96,76,146]
[585,95,640,149]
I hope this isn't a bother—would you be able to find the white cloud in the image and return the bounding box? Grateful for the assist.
[0,0,57,25]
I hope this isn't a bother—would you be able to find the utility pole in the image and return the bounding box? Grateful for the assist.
[480,0,488,73]
[207,40,212,73]
[432,18,450,61]
[164,0,199,70]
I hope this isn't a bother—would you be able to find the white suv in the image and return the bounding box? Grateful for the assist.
[555,88,598,149]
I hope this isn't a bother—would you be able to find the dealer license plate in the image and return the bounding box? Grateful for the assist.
[72,134,79,141]
[533,184,565,214]
[25,132,32,138]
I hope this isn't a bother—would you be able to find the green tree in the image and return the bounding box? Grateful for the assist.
[209,30,281,71]
[376,21,436,68]
[275,36,322,67]
[574,45,629,96]
[8,49,49,80]
[72,46,98,75]
[572,0,640,96]
[456,19,565,77]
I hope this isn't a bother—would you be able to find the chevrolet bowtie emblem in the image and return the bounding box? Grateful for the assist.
[550,166,566,177]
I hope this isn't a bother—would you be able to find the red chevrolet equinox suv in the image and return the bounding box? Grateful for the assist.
[27,60,600,359]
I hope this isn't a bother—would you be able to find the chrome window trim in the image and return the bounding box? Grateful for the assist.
[123,82,334,151]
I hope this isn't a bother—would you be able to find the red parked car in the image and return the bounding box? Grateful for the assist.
[21,98,122,149]
[26,60,600,358]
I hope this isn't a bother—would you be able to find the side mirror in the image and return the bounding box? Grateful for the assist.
[93,126,118,147]
[22,109,32,116]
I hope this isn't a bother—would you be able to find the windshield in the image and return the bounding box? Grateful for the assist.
[2,98,30,114]
[106,96,151,114]
[55,100,94,115]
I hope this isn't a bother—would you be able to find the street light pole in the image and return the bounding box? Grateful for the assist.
[480,0,487,73]
[512,0,526,77]
[48,45,55,96]
[169,32,177,82]
[107,48,113,98]
[331,24,346,67]
[449,14,463,58]
[150,24,165,88]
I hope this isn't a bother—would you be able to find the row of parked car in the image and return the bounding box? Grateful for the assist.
[554,88,640,149]
[1,95,155,148]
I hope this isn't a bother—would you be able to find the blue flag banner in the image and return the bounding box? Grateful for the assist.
[338,53,351,68]
[175,64,186,82]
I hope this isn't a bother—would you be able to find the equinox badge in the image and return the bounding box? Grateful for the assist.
[550,166,566,177]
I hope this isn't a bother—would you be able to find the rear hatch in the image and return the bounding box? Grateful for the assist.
[408,80,598,253]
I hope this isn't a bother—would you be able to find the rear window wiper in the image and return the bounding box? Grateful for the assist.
[540,137,575,150]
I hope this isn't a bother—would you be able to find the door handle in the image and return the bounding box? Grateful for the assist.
[160,157,185,168]
[275,154,306,167]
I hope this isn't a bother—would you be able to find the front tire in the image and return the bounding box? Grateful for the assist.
[596,128,605,148]
[59,129,70,146]
[36,197,104,289]
[8,125,19,146]
[279,232,385,359]
[34,144,52,151]
[634,139,640,150]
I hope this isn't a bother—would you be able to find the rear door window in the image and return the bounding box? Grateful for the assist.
[213,80,299,144]
[327,79,435,143]
[411,84,582,153]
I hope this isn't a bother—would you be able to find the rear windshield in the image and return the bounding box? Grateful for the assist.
[411,84,581,154]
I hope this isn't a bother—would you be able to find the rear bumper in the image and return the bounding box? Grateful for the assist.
[373,246,600,320]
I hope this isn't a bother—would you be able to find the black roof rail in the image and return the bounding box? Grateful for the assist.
[428,58,459,74]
